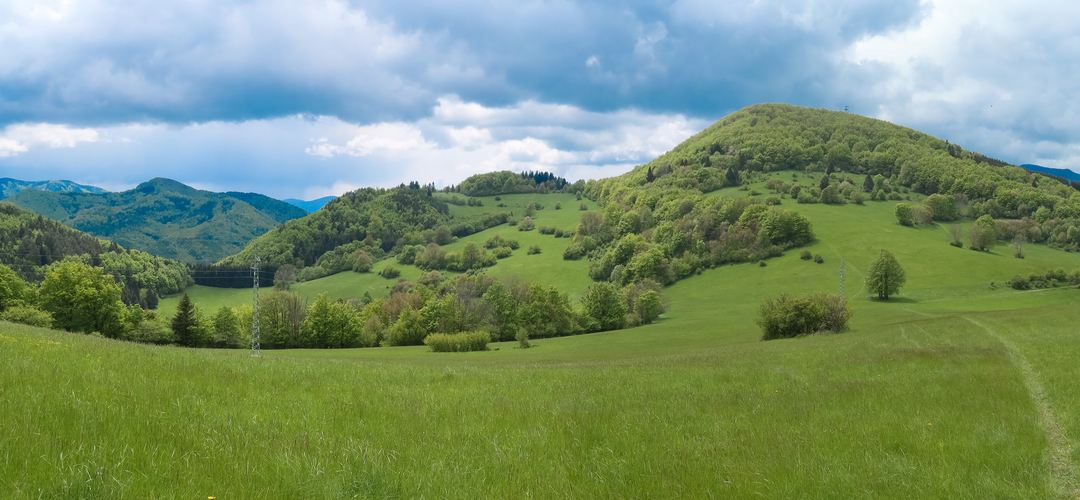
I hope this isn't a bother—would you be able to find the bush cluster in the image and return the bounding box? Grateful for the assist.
[756,292,852,340]
[1009,268,1080,290]
[424,331,491,352]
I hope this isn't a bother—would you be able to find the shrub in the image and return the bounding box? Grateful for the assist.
[493,246,512,259]
[765,197,781,206]
[579,203,588,211]
[495,196,501,201]
[0,305,54,328]
[759,260,767,267]
[424,331,491,352]
[555,202,561,210]
[528,245,542,255]
[851,191,867,204]
[354,251,374,272]
[563,244,586,260]
[800,249,813,260]
[516,327,532,349]
[508,217,518,226]
[1010,275,1030,290]
[797,190,817,204]
[757,292,851,340]
[894,203,914,226]
[378,266,401,279]
[518,216,535,231]
[813,254,824,264]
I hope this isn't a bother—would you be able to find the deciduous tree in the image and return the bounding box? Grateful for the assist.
[866,249,906,300]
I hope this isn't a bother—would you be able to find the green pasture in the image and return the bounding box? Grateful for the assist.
[5,179,1080,497]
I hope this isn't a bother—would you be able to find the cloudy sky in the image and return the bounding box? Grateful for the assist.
[1,0,1076,200]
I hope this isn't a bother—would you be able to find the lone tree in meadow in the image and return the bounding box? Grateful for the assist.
[866,249,906,300]
[171,293,198,347]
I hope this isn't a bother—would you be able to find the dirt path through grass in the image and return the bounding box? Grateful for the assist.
[963,315,1079,499]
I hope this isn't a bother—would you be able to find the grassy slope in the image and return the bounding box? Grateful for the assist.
[160,192,600,315]
[5,175,1080,497]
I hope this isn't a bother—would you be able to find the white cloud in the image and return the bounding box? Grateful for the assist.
[0,123,98,157]
[304,96,708,183]
[841,0,1080,170]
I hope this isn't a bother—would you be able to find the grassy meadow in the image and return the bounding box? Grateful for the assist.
[5,177,1080,498]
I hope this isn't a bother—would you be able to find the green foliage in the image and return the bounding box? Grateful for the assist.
[894,203,914,226]
[5,178,306,263]
[300,293,364,348]
[518,216,535,231]
[0,202,191,305]
[423,331,491,352]
[925,194,959,221]
[581,282,627,332]
[211,305,244,349]
[39,259,126,338]
[800,249,812,260]
[0,304,54,328]
[814,254,824,264]
[866,249,907,300]
[0,264,27,312]
[527,245,541,255]
[634,290,662,325]
[171,293,199,347]
[970,215,998,251]
[756,291,851,340]
[379,266,401,279]
[219,186,456,270]
[453,170,570,196]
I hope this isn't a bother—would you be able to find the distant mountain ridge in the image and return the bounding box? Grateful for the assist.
[0,178,108,198]
[1022,164,1080,182]
[284,196,336,212]
[5,177,308,263]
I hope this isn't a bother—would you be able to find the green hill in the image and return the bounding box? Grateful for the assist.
[0,201,191,307]
[7,177,1080,497]
[6,104,1080,496]
[0,177,107,198]
[4,178,308,263]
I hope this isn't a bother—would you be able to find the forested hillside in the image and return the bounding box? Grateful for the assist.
[585,103,1077,213]
[218,185,510,276]
[5,178,307,263]
[0,202,190,308]
[0,177,107,198]
[451,170,577,196]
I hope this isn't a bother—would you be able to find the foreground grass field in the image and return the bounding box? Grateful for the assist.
[6,181,1080,497]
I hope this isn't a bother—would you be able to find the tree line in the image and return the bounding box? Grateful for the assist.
[143,271,665,350]
[0,202,191,309]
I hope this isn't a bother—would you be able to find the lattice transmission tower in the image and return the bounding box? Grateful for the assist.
[839,259,846,297]
[251,242,261,356]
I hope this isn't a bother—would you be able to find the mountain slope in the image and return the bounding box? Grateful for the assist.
[284,196,336,212]
[5,178,306,263]
[0,201,191,306]
[0,178,107,198]
[586,103,1072,210]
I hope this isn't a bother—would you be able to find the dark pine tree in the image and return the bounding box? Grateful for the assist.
[819,175,830,190]
[726,168,741,187]
[172,293,198,347]
[863,174,875,193]
[646,167,656,183]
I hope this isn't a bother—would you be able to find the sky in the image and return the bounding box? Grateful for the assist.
[1,0,1077,200]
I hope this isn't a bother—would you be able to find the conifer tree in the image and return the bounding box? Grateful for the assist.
[172,293,198,347]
